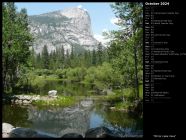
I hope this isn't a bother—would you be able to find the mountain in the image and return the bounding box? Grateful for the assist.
[29,7,100,54]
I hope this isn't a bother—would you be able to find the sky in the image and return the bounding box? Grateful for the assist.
[15,2,120,44]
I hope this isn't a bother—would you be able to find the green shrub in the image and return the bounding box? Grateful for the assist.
[34,69,53,76]
[123,88,135,101]
[83,66,96,84]
[55,69,67,79]
[115,101,133,110]
[66,67,86,82]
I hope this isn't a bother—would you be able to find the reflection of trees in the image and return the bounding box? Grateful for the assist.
[29,79,94,96]
[39,80,64,95]
[2,105,32,128]
[62,82,92,96]
[94,103,143,132]
[2,101,143,137]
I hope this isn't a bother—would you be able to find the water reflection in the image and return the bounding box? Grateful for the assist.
[2,101,143,137]
[2,105,32,128]
[31,80,97,96]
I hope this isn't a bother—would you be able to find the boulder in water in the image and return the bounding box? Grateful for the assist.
[2,123,15,138]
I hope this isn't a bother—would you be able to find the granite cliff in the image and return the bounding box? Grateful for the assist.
[29,7,99,54]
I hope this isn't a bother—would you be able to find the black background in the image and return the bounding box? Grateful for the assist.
[144,1,185,139]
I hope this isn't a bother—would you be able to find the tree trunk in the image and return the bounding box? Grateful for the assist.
[134,44,139,99]
[3,58,8,92]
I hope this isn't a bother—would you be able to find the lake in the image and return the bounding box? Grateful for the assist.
[2,100,143,137]
[3,80,143,137]
[30,80,97,96]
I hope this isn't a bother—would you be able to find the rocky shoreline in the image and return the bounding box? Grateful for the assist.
[2,95,143,138]
[2,123,58,138]
[3,94,58,105]
[3,123,141,138]
[3,94,143,117]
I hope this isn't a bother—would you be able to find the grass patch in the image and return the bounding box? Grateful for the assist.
[90,94,122,102]
[115,101,133,110]
[32,96,77,107]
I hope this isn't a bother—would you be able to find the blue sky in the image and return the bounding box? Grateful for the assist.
[15,2,120,44]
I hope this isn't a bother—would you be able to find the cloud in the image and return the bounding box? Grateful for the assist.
[102,28,108,33]
[94,34,110,46]
[110,17,121,25]
[83,8,88,12]
[77,5,82,9]
[77,5,87,11]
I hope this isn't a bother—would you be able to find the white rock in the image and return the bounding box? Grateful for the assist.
[2,123,15,134]
[48,90,57,97]
[23,100,29,104]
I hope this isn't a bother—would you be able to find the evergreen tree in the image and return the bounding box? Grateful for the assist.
[48,51,54,70]
[2,2,33,92]
[51,50,57,70]
[61,46,65,68]
[42,45,49,69]
[30,47,36,68]
[70,46,74,60]
[109,2,143,98]
[55,47,64,69]
[84,50,89,67]
[97,42,103,65]
[87,50,92,67]
[35,53,42,69]
[65,49,70,68]
[92,49,97,66]
[70,46,75,67]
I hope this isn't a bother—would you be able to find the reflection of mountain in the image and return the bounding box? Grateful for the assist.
[27,103,93,136]
[3,101,143,137]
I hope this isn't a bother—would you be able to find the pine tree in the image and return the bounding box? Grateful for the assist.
[2,2,33,92]
[92,49,97,66]
[70,46,74,60]
[42,45,49,69]
[30,47,36,68]
[65,49,70,68]
[84,50,89,67]
[110,2,143,98]
[97,42,103,65]
[61,46,65,68]
[36,53,42,69]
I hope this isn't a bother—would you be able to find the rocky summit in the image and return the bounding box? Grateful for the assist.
[29,7,99,54]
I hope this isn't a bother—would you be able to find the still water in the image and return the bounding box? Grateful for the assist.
[3,80,143,137]
[2,100,143,137]
[31,80,96,96]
